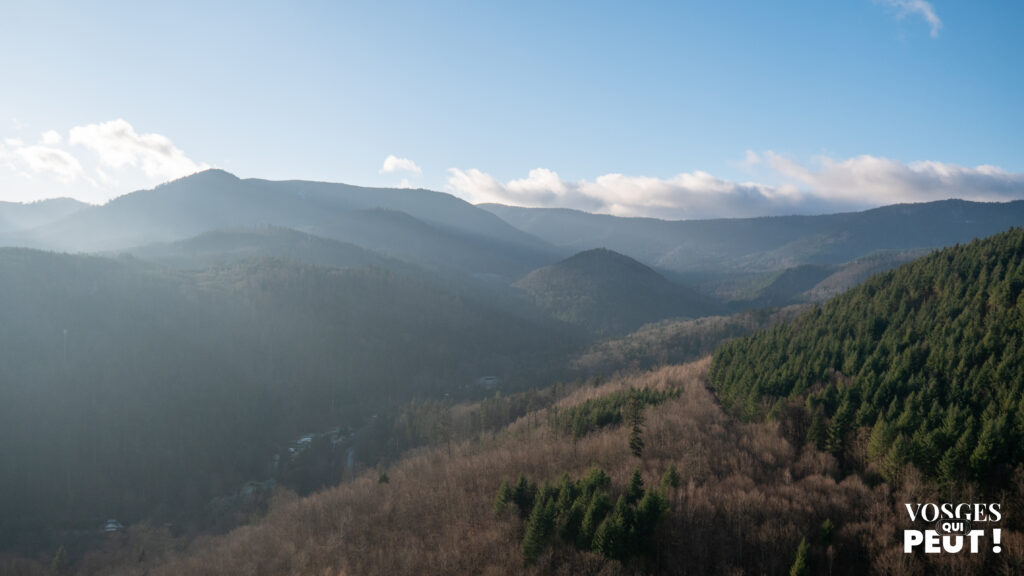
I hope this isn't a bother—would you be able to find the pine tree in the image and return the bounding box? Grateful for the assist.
[626,393,645,458]
[593,505,626,560]
[494,479,513,516]
[806,405,827,450]
[579,492,611,550]
[634,489,668,553]
[790,537,810,576]
[521,495,556,564]
[512,474,537,518]
[559,498,586,546]
[660,463,681,490]
[626,467,645,504]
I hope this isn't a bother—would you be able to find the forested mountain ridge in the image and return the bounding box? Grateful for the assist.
[123,225,413,272]
[0,197,87,232]
[710,227,1024,491]
[513,248,721,336]
[481,199,1024,277]
[8,170,561,280]
[0,248,581,556]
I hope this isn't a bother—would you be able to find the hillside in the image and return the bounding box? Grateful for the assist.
[804,249,928,302]
[0,198,88,240]
[0,249,582,556]
[124,226,411,272]
[11,170,560,280]
[514,248,719,336]
[572,306,805,378]
[33,360,1022,576]
[710,227,1024,490]
[7,228,1024,574]
[482,200,1024,278]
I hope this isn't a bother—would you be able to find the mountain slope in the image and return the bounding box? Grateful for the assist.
[0,197,88,233]
[125,226,412,272]
[482,199,1024,276]
[514,248,720,335]
[710,227,1024,489]
[16,170,559,279]
[0,248,582,554]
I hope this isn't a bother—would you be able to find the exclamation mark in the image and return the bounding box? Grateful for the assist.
[993,528,1002,553]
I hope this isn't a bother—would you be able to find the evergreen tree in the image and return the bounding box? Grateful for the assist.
[494,479,512,516]
[820,518,835,546]
[806,405,827,450]
[790,537,810,576]
[521,495,556,564]
[627,467,645,504]
[512,474,537,518]
[660,463,681,490]
[579,492,611,550]
[634,489,668,553]
[593,504,626,560]
[627,393,646,458]
[559,498,586,546]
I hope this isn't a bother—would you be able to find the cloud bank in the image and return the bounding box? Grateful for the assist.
[448,153,1024,220]
[0,119,208,203]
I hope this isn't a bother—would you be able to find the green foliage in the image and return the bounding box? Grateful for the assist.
[521,495,557,564]
[710,228,1024,489]
[627,394,646,458]
[494,479,512,516]
[790,537,810,576]
[497,467,670,564]
[626,468,645,504]
[660,463,681,490]
[552,387,677,439]
[592,500,628,560]
[634,489,668,554]
[512,475,538,518]
[820,518,835,546]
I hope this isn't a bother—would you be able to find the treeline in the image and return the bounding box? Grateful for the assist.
[710,227,1024,493]
[7,360,1023,575]
[494,467,669,564]
[34,359,1021,575]
[549,387,676,440]
[572,306,804,378]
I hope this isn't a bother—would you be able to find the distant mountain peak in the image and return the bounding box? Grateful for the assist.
[160,168,240,187]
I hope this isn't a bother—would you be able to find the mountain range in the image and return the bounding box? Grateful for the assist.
[2,170,1024,571]
[4,171,1023,300]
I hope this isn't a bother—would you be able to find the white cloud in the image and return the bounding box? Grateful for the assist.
[40,130,62,146]
[766,152,1024,205]
[876,0,942,38]
[447,166,794,219]
[447,154,1024,220]
[0,120,209,203]
[379,155,422,175]
[69,118,208,181]
[13,145,85,184]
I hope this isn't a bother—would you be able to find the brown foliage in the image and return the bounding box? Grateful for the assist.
[53,358,1024,575]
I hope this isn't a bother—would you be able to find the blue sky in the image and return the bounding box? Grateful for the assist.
[0,0,1021,218]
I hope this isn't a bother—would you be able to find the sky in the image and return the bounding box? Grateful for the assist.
[0,0,1021,219]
